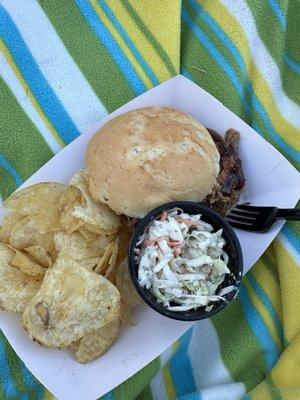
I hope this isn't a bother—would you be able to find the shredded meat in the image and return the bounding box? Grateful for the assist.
[205,128,245,216]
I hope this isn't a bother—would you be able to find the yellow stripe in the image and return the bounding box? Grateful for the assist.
[162,362,177,400]
[131,0,180,73]
[243,278,283,351]
[271,333,300,392]
[252,259,282,322]
[172,339,180,353]
[250,381,272,400]
[43,390,54,400]
[0,40,64,148]
[274,238,300,343]
[90,0,152,89]
[202,0,300,149]
[108,1,172,82]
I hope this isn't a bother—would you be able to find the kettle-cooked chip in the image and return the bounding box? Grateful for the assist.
[115,258,141,307]
[54,231,112,271]
[70,170,121,236]
[75,308,120,363]
[0,211,23,243]
[22,255,121,348]
[77,226,98,242]
[0,243,42,312]
[4,183,81,234]
[9,215,56,258]
[7,245,47,276]
[94,237,119,276]
[24,246,52,269]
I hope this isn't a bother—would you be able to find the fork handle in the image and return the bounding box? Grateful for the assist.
[276,208,300,220]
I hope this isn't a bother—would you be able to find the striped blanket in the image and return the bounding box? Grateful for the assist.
[0,1,299,399]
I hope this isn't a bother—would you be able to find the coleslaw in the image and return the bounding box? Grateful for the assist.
[136,208,232,312]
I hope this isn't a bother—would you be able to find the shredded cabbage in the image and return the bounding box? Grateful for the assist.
[137,208,235,312]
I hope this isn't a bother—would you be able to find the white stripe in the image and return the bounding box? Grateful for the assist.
[160,345,174,366]
[0,52,62,154]
[150,370,169,400]
[279,233,300,266]
[221,0,300,128]
[201,383,246,400]
[188,320,232,388]
[2,0,108,133]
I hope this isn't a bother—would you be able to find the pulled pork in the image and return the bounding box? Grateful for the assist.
[205,128,245,216]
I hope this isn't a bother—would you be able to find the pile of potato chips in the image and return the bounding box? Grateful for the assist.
[0,169,141,363]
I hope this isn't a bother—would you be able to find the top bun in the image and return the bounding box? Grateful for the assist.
[85,107,220,218]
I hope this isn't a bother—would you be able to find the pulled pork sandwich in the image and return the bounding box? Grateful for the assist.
[86,107,245,218]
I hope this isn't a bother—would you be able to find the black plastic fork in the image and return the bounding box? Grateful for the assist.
[226,204,300,232]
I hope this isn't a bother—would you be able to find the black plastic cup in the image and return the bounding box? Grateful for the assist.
[128,201,243,321]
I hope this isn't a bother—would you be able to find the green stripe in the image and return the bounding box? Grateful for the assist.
[186,1,247,85]
[260,252,279,281]
[0,78,53,191]
[1,333,28,397]
[120,0,177,77]
[286,1,300,64]
[38,0,135,112]
[136,384,154,400]
[212,299,267,391]
[266,376,284,400]
[113,358,160,400]
[0,167,16,200]
[246,0,300,104]
[181,21,249,123]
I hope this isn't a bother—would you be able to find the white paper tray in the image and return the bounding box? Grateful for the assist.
[1,76,299,400]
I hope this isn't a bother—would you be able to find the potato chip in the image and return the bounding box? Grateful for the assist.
[4,183,81,234]
[24,246,52,268]
[7,245,47,276]
[120,303,135,326]
[115,258,141,307]
[22,255,121,348]
[116,223,134,265]
[77,227,98,242]
[0,211,23,243]
[75,308,120,363]
[94,237,119,276]
[59,188,84,233]
[9,215,56,258]
[54,231,112,271]
[70,169,121,235]
[0,243,42,312]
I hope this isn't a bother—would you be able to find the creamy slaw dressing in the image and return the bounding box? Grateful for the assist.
[136,208,233,312]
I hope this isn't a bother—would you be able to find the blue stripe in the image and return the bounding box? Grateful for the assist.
[19,362,45,399]
[0,154,23,187]
[169,328,197,397]
[182,7,300,164]
[100,0,159,86]
[238,284,279,371]
[247,272,284,345]
[0,6,79,145]
[284,53,300,75]
[103,391,115,400]
[180,393,202,400]
[189,0,246,76]
[282,224,300,254]
[181,67,192,80]
[0,337,18,398]
[267,0,286,31]
[75,0,146,95]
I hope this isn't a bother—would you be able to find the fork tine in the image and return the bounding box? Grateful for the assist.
[226,215,255,225]
[228,209,257,220]
[234,204,260,213]
[226,219,256,230]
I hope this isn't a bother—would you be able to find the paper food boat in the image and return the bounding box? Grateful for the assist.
[1,76,299,400]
